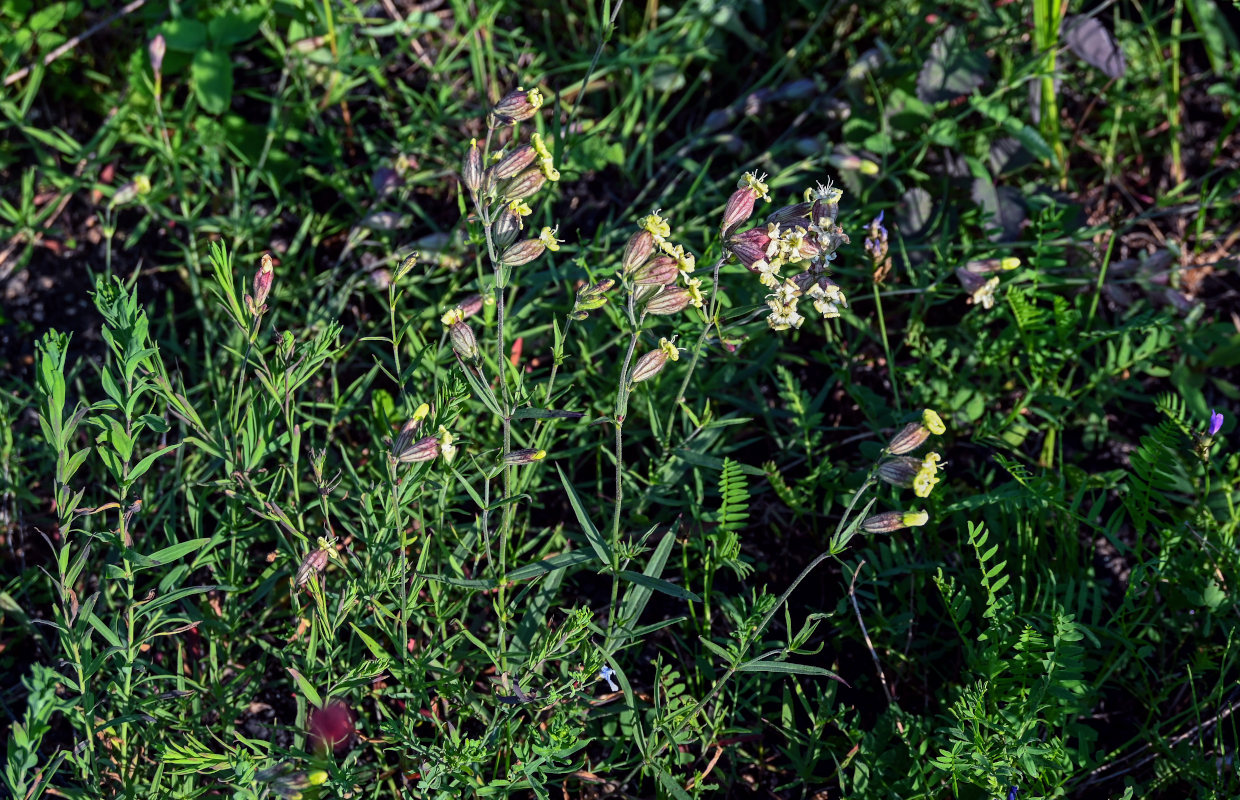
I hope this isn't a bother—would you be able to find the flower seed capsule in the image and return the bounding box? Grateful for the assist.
[630,348,669,384]
[502,448,547,465]
[500,238,547,267]
[877,456,920,488]
[491,145,537,180]
[887,422,930,455]
[503,167,547,201]
[491,86,544,125]
[491,207,521,249]
[860,509,929,534]
[622,230,656,275]
[643,286,692,316]
[632,255,680,286]
[462,139,484,194]
[765,201,813,227]
[450,321,479,362]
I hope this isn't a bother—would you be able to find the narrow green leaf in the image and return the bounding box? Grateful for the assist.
[617,570,701,603]
[698,636,735,664]
[653,765,693,800]
[416,572,497,589]
[506,549,598,582]
[457,361,506,418]
[350,623,390,660]
[737,658,847,683]
[287,667,323,708]
[134,585,230,619]
[134,537,211,570]
[511,407,585,421]
[556,465,610,564]
[126,442,181,485]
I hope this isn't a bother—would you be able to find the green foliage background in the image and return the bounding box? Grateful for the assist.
[1,0,1239,798]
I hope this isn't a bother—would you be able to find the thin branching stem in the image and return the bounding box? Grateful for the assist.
[668,253,727,433]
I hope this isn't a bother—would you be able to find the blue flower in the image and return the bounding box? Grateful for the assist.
[1209,410,1224,436]
[599,665,619,692]
[1005,787,1018,800]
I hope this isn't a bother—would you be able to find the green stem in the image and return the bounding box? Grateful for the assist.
[605,299,643,650]
[474,126,515,670]
[871,281,899,411]
[667,254,726,434]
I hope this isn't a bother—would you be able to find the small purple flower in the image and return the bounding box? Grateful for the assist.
[1006,788,1018,800]
[1209,410,1224,437]
[599,665,619,692]
[864,211,888,263]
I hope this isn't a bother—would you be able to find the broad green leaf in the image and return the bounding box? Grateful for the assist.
[207,8,264,47]
[191,49,233,115]
[158,18,207,52]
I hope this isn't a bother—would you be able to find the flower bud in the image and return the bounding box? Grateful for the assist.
[491,86,544,125]
[245,253,275,316]
[503,448,546,465]
[492,207,521,249]
[503,167,547,201]
[720,172,772,237]
[149,34,166,77]
[571,279,613,319]
[630,347,670,384]
[827,153,879,175]
[111,176,151,207]
[860,509,929,534]
[394,251,418,282]
[887,422,930,455]
[450,321,479,362]
[721,188,758,238]
[622,230,656,275]
[765,201,813,226]
[462,139,484,194]
[491,145,537,180]
[438,294,484,326]
[643,286,692,316]
[633,255,680,286]
[501,238,546,267]
[877,456,920,488]
[922,409,946,435]
[962,257,1021,274]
